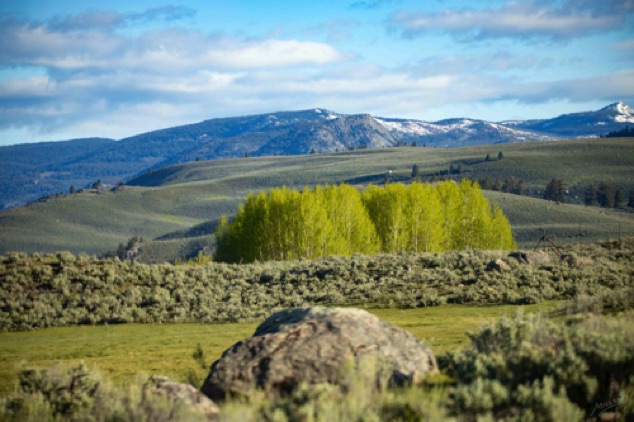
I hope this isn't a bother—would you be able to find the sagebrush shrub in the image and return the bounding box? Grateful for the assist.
[443,311,634,420]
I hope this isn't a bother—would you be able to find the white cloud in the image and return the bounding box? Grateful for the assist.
[350,0,401,10]
[0,9,349,141]
[203,40,344,69]
[512,68,634,104]
[2,61,633,142]
[0,19,344,72]
[389,1,632,41]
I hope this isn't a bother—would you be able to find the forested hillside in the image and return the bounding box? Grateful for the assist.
[0,138,115,209]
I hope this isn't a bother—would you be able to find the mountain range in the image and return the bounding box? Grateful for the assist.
[1,102,633,210]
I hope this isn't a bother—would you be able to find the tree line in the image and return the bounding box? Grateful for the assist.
[540,178,633,208]
[214,181,516,263]
[478,176,525,195]
[601,125,634,138]
[584,182,632,209]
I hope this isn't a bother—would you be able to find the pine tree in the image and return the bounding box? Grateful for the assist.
[69,185,75,194]
[116,243,126,260]
[615,188,626,209]
[411,164,420,179]
[597,183,615,208]
[628,190,634,208]
[498,151,504,160]
[483,176,493,190]
[585,185,597,206]
[493,178,502,192]
[515,179,525,196]
[556,181,565,203]
[544,179,564,203]
[502,178,515,194]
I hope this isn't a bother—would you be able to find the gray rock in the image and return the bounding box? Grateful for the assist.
[486,259,510,272]
[143,376,220,421]
[201,307,437,401]
[507,251,529,264]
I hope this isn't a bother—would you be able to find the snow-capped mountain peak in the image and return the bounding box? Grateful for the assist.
[615,103,634,123]
[616,102,633,115]
[372,102,634,146]
[602,101,631,112]
[600,102,634,123]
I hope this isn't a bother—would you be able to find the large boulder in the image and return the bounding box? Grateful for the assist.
[201,307,438,401]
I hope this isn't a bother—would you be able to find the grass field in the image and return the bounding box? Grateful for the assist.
[1,138,632,258]
[0,301,562,396]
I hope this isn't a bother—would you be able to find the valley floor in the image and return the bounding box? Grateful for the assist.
[0,301,560,396]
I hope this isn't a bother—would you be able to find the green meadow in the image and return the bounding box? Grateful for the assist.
[0,301,561,396]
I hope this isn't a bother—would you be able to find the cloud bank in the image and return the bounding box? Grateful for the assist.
[389,0,633,41]
[0,2,633,144]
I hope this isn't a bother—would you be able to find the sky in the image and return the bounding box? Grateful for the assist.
[0,0,633,145]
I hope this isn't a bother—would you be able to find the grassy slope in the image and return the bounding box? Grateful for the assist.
[0,301,560,396]
[1,138,632,256]
[486,190,634,246]
[131,137,634,193]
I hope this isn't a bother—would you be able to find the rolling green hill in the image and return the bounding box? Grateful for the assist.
[1,138,633,259]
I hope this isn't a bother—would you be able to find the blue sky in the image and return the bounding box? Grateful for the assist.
[1,0,633,145]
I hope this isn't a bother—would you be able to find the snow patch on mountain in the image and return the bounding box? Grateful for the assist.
[373,115,556,144]
[615,114,634,123]
[445,119,477,130]
[373,118,435,135]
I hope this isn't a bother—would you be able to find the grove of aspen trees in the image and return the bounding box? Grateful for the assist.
[214,180,516,263]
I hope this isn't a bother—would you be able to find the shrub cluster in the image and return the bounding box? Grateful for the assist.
[0,363,212,422]
[215,181,516,263]
[1,238,632,331]
[442,311,634,420]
